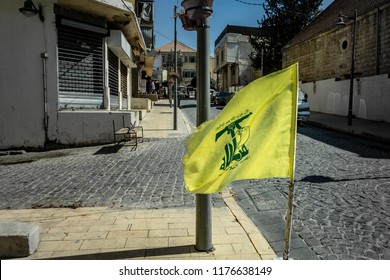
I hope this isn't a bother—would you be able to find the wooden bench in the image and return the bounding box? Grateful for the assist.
[113,116,143,148]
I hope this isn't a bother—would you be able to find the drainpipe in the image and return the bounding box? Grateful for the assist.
[41,52,49,146]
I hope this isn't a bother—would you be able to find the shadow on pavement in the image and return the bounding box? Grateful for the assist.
[40,245,196,260]
[298,125,390,159]
[300,175,390,183]
[93,145,123,155]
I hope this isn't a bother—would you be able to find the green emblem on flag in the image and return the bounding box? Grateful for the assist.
[215,112,252,171]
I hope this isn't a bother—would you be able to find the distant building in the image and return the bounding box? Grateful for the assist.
[214,25,263,92]
[283,0,390,122]
[156,41,197,86]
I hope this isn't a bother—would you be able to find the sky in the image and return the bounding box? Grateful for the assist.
[154,0,334,55]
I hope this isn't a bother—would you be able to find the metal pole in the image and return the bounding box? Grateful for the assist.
[347,10,357,126]
[195,17,212,252]
[173,6,178,130]
[283,182,295,260]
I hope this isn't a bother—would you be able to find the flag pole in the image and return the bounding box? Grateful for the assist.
[283,63,299,260]
[282,181,295,260]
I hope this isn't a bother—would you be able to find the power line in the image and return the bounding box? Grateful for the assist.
[155,30,197,50]
[155,30,173,41]
[233,0,263,6]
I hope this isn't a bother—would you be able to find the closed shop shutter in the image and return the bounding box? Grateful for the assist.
[58,25,104,109]
[121,62,128,109]
[108,49,119,110]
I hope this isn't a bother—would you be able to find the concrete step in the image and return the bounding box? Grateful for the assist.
[0,222,40,258]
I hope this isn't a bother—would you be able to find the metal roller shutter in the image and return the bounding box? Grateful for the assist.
[121,62,128,109]
[58,26,104,109]
[108,49,119,110]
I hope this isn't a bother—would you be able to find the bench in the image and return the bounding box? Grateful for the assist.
[113,116,144,148]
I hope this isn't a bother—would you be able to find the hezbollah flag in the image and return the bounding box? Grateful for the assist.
[183,63,299,194]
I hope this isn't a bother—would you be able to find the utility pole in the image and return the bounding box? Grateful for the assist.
[173,5,178,130]
[195,16,212,252]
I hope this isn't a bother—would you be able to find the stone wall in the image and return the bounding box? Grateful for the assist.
[283,3,390,122]
[283,3,390,82]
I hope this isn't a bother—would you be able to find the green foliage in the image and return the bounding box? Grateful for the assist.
[250,0,323,74]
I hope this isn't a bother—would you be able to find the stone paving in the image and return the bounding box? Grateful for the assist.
[0,100,276,260]
[230,126,390,260]
[1,99,390,260]
[179,99,390,260]
[0,138,224,210]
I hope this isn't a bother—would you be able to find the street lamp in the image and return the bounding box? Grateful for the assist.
[179,12,197,31]
[337,10,357,126]
[19,0,44,22]
[181,0,213,20]
[181,0,214,253]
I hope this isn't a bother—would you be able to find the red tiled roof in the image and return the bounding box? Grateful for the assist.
[285,0,390,47]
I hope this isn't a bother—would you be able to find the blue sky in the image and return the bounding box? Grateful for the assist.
[154,0,334,54]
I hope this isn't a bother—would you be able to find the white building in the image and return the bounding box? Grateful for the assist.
[0,0,153,149]
[214,25,263,92]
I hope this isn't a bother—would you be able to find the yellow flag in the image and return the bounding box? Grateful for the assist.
[183,64,298,194]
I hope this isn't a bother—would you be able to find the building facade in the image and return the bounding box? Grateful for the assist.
[156,41,197,86]
[283,0,390,122]
[214,25,262,92]
[0,0,152,149]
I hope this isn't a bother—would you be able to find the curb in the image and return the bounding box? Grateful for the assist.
[221,189,277,260]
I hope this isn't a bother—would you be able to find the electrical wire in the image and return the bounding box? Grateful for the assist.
[155,30,197,50]
[233,0,263,6]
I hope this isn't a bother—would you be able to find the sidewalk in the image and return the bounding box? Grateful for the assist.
[140,100,194,139]
[0,99,275,260]
[308,112,390,144]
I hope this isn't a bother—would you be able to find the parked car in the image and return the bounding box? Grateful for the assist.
[214,92,233,106]
[177,91,186,99]
[210,89,218,103]
[298,89,310,122]
[187,87,196,98]
[178,86,188,97]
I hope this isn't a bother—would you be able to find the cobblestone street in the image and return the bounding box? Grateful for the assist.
[1,100,390,260]
[230,126,390,260]
[180,99,390,260]
[0,138,223,210]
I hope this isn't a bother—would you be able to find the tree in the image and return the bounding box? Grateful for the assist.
[250,0,323,75]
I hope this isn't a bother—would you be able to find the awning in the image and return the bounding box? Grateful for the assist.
[58,0,146,54]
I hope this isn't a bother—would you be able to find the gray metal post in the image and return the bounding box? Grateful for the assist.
[347,10,357,126]
[195,17,212,252]
[173,5,178,130]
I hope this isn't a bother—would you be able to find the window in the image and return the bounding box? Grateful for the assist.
[342,40,348,50]
[183,71,195,78]
[185,55,196,63]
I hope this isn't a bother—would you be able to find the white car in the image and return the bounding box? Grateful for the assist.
[298,89,310,122]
